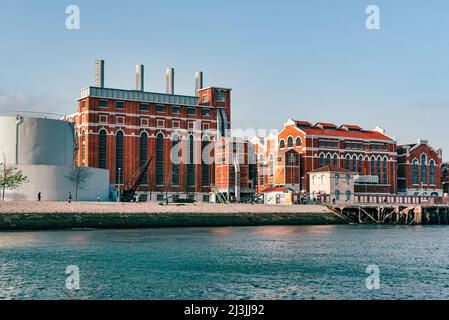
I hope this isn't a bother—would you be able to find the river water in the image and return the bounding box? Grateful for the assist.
[1,225,449,300]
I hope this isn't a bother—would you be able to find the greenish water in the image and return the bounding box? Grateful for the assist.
[1,225,449,300]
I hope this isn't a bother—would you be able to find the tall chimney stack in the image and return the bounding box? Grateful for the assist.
[195,71,203,96]
[136,64,144,91]
[166,67,174,94]
[95,59,105,88]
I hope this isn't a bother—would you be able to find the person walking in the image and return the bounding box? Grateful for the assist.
[68,192,72,203]
[97,196,100,202]
[37,192,41,202]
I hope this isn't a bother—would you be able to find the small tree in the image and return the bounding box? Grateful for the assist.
[0,163,29,202]
[65,165,92,201]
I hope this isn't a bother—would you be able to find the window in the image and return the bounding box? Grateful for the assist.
[187,107,196,115]
[116,131,124,184]
[215,91,225,102]
[346,174,350,184]
[269,154,274,177]
[358,156,363,174]
[326,154,331,165]
[156,133,164,186]
[421,154,427,184]
[202,139,211,186]
[188,121,195,130]
[81,130,86,167]
[430,160,435,185]
[116,116,125,125]
[201,108,210,116]
[335,190,340,201]
[383,158,388,184]
[99,100,108,108]
[98,130,107,169]
[352,155,357,173]
[172,120,180,129]
[81,100,86,108]
[140,103,149,112]
[296,137,302,147]
[202,122,210,130]
[371,157,375,175]
[203,195,210,203]
[187,135,195,187]
[345,190,351,201]
[156,119,165,128]
[377,157,382,180]
[333,154,338,166]
[287,137,294,148]
[156,105,165,113]
[319,154,325,167]
[345,156,351,170]
[140,133,148,185]
[115,101,125,109]
[171,106,180,114]
[171,135,180,186]
[140,118,149,127]
[335,174,340,184]
[413,159,419,184]
[202,94,209,103]
[280,140,285,148]
[99,115,108,123]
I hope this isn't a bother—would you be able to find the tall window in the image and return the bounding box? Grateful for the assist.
[326,154,331,165]
[429,160,435,185]
[81,130,86,166]
[345,155,351,170]
[279,140,285,148]
[358,156,363,174]
[171,135,180,186]
[140,133,148,185]
[99,129,107,169]
[202,138,211,186]
[319,154,325,167]
[383,158,388,184]
[187,135,195,187]
[287,137,294,148]
[335,190,340,201]
[333,154,338,166]
[296,137,302,147]
[412,159,419,184]
[115,131,124,184]
[346,190,351,201]
[377,157,381,180]
[352,155,357,173]
[156,133,164,186]
[371,157,375,175]
[421,154,427,184]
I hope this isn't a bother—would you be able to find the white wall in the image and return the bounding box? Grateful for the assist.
[4,165,110,201]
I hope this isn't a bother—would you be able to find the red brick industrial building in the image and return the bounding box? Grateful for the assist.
[69,60,231,201]
[397,140,443,196]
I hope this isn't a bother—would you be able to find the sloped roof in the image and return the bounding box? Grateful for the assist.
[309,165,350,173]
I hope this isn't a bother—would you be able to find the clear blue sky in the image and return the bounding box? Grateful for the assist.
[1,0,448,160]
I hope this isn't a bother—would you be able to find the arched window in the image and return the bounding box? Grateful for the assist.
[383,158,388,184]
[352,155,357,173]
[319,154,325,167]
[429,160,435,185]
[295,137,302,147]
[140,132,148,185]
[187,135,195,187]
[287,137,294,148]
[269,154,274,177]
[99,130,107,169]
[333,154,338,166]
[279,140,285,148]
[345,190,351,201]
[81,130,86,166]
[335,190,340,201]
[326,154,331,165]
[156,133,164,186]
[335,173,340,184]
[345,174,350,184]
[358,155,363,174]
[412,159,419,184]
[171,135,180,186]
[377,157,382,180]
[202,137,211,186]
[116,131,124,184]
[421,154,427,184]
[345,155,351,170]
[370,157,375,175]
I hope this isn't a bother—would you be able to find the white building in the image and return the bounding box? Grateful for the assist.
[0,115,109,201]
[308,165,354,204]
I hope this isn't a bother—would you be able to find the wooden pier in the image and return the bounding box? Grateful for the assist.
[328,205,449,225]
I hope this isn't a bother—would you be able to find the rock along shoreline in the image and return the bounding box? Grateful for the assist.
[0,202,349,231]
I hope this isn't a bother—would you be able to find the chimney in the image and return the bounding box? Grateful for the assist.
[166,67,174,94]
[136,64,144,91]
[195,71,203,96]
[95,59,105,88]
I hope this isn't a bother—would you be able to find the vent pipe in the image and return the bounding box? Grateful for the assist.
[195,71,203,95]
[136,64,144,91]
[166,67,174,94]
[95,59,105,88]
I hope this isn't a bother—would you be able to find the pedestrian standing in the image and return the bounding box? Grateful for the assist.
[68,192,72,203]
[38,192,41,201]
[97,196,100,202]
